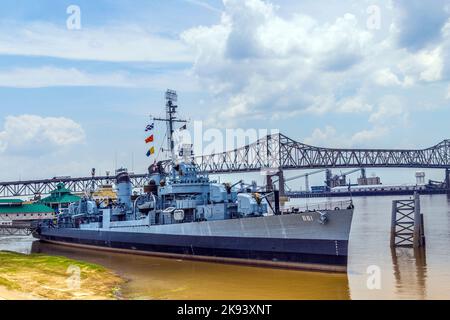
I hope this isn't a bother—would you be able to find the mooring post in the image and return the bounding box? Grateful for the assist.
[277,170,285,197]
[446,168,450,193]
[390,200,398,248]
[413,192,421,248]
[274,190,281,215]
[413,192,426,248]
[266,175,273,193]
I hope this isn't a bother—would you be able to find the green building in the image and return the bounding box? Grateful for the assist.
[40,183,81,212]
[0,199,54,225]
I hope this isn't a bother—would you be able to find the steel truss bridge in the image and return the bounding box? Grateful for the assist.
[196,134,450,173]
[0,174,148,198]
[1,133,450,198]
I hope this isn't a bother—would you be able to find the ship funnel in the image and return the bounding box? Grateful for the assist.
[116,168,132,209]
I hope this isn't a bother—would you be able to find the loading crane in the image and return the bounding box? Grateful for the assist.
[273,168,367,192]
[284,169,328,192]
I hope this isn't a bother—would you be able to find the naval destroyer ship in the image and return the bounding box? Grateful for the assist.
[33,90,354,272]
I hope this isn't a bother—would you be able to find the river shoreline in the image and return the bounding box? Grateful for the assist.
[0,287,42,300]
[0,251,123,300]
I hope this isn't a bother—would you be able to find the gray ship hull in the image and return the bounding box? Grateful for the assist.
[34,209,353,272]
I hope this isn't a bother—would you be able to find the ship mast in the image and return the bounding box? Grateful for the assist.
[153,90,187,164]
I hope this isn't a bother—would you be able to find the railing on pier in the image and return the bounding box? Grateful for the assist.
[0,224,37,236]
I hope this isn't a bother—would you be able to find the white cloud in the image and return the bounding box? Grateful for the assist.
[0,115,85,155]
[304,95,409,149]
[304,126,342,147]
[0,66,199,90]
[183,0,222,13]
[302,94,336,116]
[373,68,406,87]
[0,22,193,63]
[369,96,409,125]
[179,0,450,130]
[182,0,374,126]
[336,96,373,113]
[397,47,444,83]
[351,127,389,145]
[304,125,389,148]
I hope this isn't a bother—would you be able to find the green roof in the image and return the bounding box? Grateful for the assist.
[41,194,81,204]
[40,183,81,204]
[0,203,54,214]
[49,183,73,195]
[0,199,23,204]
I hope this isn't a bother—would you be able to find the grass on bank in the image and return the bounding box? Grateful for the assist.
[0,251,123,300]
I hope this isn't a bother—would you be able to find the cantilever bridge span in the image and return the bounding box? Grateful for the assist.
[195,134,450,173]
[1,133,450,198]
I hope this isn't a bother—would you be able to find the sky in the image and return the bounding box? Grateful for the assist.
[0,0,449,188]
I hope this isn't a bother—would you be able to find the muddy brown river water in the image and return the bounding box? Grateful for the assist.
[1,195,450,300]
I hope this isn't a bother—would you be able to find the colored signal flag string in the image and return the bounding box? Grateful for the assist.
[145,135,154,144]
[145,122,156,157]
[146,147,155,157]
[145,123,155,132]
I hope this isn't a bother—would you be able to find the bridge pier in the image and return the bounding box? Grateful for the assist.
[266,175,273,193]
[265,170,285,197]
[446,169,450,191]
[278,171,285,197]
[325,169,332,190]
[265,171,284,215]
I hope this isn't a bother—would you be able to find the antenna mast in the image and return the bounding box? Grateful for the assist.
[153,89,187,164]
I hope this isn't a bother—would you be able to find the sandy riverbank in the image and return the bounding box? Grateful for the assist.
[0,286,41,300]
[0,251,123,300]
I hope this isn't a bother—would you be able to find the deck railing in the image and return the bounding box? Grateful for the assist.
[281,200,354,214]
